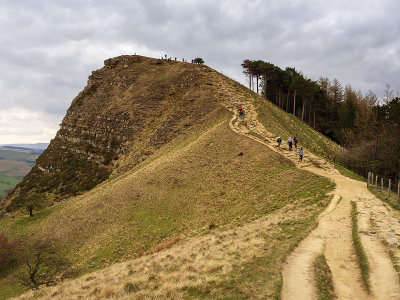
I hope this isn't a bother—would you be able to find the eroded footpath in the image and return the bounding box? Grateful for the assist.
[214,74,400,299]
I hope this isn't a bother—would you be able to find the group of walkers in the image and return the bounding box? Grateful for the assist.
[277,136,303,161]
[159,54,194,63]
[237,106,303,162]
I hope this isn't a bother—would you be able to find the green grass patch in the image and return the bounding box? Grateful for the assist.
[389,250,400,282]
[368,186,400,211]
[9,205,60,237]
[0,283,25,300]
[351,201,370,293]
[0,150,38,163]
[335,164,365,182]
[314,254,336,300]
[0,173,21,197]
[184,192,334,299]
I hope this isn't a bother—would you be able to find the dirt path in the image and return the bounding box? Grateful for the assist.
[213,76,400,299]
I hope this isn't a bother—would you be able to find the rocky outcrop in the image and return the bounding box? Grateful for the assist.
[3,55,224,212]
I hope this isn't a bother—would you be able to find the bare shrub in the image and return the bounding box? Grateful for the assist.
[0,232,19,272]
[16,239,73,290]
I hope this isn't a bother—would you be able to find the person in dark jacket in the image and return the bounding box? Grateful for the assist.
[239,107,244,120]
[277,137,282,150]
[293,136,298,149]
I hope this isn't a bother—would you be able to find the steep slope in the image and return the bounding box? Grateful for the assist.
[6,55,400,300]
[0,56,337,299]
[2,56,225,213]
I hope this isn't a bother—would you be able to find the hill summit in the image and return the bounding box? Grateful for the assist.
[2,55,227,212]
[0,55,343,298]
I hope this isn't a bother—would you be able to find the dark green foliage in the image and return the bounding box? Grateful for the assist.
[193,58,204,64]
[8,192,45,217]
[242,58,400,192]
[7,144,111,213]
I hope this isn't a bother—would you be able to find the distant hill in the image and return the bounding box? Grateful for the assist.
[0,143,48,154]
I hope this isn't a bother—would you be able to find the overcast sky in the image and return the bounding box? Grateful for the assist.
[1,0,399,144]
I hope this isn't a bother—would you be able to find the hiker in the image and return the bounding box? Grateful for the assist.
[239,107,244,120]
[299,147,304,161]
[277,137,282,150]
[287,137,293,150]
[293,136,298,149]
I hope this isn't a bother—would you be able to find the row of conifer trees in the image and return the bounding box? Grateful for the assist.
[242,59,400,184]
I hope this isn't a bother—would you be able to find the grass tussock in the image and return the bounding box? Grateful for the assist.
[139,236,181,257]
[351,201,370,293]
[313,254,336,300]
[208,221,217,229]
[389,250,400,282]
[102,286,115,298]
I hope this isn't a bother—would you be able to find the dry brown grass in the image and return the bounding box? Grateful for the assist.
[102,287,115,298]
[13,197,328,299]
[2,63,335,299]
[139,236,181,257]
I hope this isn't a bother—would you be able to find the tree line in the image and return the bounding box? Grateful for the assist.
[242,59,400,184]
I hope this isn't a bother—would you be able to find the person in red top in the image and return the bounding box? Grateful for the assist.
[239,107,244,120]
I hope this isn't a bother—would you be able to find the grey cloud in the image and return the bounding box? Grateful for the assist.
[1,0,400,143]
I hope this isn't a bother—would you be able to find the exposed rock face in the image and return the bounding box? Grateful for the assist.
[4,55,224,211]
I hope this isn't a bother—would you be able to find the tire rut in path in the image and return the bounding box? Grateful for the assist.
[213,75,400,299]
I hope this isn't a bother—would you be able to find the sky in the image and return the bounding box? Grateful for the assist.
[1,0,399,144]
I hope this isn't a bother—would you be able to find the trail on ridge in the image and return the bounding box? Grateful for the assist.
[212,74,400,300]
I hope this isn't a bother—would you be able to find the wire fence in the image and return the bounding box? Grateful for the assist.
[367,172,400,205]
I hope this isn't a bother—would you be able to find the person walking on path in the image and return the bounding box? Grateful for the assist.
[239,107,244,120]
[277,137,282,150]
[299,147,304,161]
[293,136,298,149]
[287,137,293,150]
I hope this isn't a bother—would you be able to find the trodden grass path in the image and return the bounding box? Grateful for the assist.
[210,72,400,299]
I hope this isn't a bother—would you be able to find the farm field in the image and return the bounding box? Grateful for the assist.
[0,149,40,197]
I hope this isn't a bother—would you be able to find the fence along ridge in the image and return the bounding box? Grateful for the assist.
[367,172,400,204]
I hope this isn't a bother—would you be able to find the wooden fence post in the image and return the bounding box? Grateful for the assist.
[371,173,374,186]
[381,177,384,194]
[367,172,370,187]
[388,179,391,199]
[376,175,378,187]
[398,180,400,204]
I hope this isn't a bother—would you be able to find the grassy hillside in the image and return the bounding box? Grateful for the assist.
[0,57,340,299]
[0,112,333,299]
[3,56,227,212]
[215,74,342,160]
